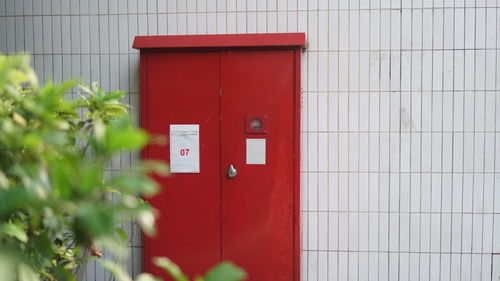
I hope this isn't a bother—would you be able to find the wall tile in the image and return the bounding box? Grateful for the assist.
[2,1,500,280]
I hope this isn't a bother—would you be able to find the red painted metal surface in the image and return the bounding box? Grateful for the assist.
[220,50,295,281]
[133,33,306,50]
[137,34,303,281]
[142,52,221,279]
[293,49,301,281]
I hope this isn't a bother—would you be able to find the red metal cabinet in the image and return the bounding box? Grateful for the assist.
[134,34,305,281]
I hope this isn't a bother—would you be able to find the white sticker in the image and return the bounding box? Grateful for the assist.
[170,125,200,173]
[246,138,266,165]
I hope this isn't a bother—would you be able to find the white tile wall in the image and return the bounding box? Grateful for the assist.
[2,0,500,280]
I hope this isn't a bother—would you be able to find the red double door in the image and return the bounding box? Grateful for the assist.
[142,50,298,281]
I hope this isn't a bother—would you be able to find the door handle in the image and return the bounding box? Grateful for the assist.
[227,164,237,178]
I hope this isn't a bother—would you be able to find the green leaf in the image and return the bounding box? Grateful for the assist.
[32,232,54,261]
[11,112,26,127]
[138,160,170,177]
[109,174,158,196]
[79,163,103,194]
[104,117,148,152]
[114,227,129,242]
[153,257,189,281]
[103,187,122,195]
[204,262,247,281]
[137,210,156,237]
[0,249,20,281]
[78,84,94,98]
[21,133,42,150]
[38,79,77,110]
[94,116,148,152]
[0,171,9,189]
[75,204,115,242]
[102,90,125,102]
[2,223,28,243]
[0,188,33,218]
[54,265,76,281]
[18,263,39,281]
[49,156,76,199]
[104,104,128,116]
[135,273,162,281]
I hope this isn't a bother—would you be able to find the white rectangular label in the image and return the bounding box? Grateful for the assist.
[246,138,266,165]
[170,125,200,173]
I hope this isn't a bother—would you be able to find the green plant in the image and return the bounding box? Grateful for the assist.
[0,54,165,280]
[0,54,246,281]
[102,257,247,281]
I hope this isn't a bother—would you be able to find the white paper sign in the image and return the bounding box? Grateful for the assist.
[170,125,200,173]
[246,138,266,165]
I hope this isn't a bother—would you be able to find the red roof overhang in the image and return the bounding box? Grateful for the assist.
[133,33,306,50]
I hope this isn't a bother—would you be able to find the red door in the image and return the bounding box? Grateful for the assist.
[141,46,299,281]
[220,50,294,281]
[143,52,221,277]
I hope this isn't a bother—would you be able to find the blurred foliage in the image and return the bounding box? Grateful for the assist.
[0,54,246,281]
[0,54,166,281]
[102,258,247,281]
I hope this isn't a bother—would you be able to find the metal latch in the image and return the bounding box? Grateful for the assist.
[227,164,237,178]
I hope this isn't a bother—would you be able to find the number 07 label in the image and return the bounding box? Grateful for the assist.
[169,124,200,173]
